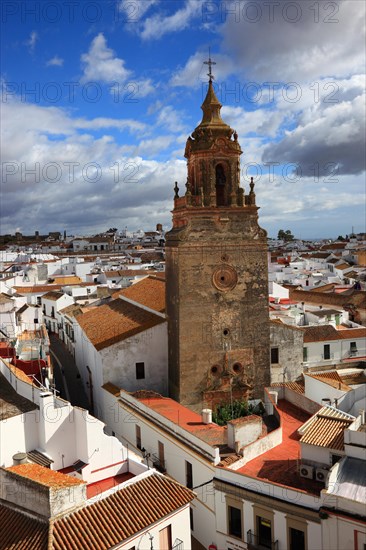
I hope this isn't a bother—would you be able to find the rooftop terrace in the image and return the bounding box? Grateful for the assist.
[237,400,324,496]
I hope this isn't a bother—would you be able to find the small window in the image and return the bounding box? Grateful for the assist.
[135,425,141,450]
[271,347,279,364]
[36,296,42,306]
[289,527,305,550]
[186,461,193,489]
[136,362,145,379]
[303,347,308,362]
[257,516,272,548]
[324,344,330,360]
[350,342,357,355]
[158,441,165,465]
[228,505,242,539]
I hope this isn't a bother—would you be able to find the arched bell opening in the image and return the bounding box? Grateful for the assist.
[215,163,227,206]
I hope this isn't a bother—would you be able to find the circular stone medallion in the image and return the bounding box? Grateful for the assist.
[212,264,238,292]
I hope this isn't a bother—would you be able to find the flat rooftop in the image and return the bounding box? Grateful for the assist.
[0,372,38,420]
[136,393,227,447]
[236,400,324,496]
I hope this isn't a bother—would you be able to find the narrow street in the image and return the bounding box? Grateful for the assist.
[49,334,90,410]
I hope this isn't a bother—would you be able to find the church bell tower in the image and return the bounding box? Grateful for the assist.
[165,58,270,411]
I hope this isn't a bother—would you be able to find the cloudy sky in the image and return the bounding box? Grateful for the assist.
[1,0,365,238]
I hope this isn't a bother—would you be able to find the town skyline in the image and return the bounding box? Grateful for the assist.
[1,0,365,238]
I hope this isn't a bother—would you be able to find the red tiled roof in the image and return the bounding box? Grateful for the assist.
[302,325,366,343]
[136,393,226,446]
[6,464,85,488]
[300,415,352,450]
[14,283,98,294]
[307,372,351,392]
[104,269,155,278]
[114,275,166,313]
[52,474,194,549]
[0,504,48,550]
[289,288,366,308]
[271,381,305,394]
[14,285,62,294]
[77,298,165,350]
[42,291,64,301]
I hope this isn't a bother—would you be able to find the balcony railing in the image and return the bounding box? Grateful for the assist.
[152,454,166,473]
[247,530,278,550]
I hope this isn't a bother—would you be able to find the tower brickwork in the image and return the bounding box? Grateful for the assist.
[165,76,270,412]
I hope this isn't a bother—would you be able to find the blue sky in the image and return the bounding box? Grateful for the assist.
[1,0,365,238]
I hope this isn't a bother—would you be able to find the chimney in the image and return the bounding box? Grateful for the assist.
[202,409,212,424]
[12,452,28,466]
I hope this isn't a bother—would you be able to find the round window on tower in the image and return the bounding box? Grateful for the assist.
[232,362,243,374]
[212,264,238,292]
[211,365,221,376]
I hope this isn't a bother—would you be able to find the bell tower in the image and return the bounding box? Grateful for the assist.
[165,58,270,411]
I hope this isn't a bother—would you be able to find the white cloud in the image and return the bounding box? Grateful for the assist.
[26,31,38,53]
[81,33,131,83]
[222,105,285,138]
[46,56,64,67]
[263,90,366,175]
[140,0,201,40]
[170,51,235,87]
[155,105,188,133]
[221,0,366,82]
[119,0,159,21]
[0,97,186,234]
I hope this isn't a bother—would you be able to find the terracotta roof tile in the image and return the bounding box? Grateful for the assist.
[52,473,194,549]
[136,394,227,446]
[0,504,48,550]
[290,288,366,308]
[77,298,165,350]
[300,416,352,450]
[59,304,83,317]
[0,292,13,303]
[14,285,63,294]
[271,381,305,394]
[307,373,351,392]
[6,464,85,488]
[42,291,64,301]
[302,325,366,343]
[52,276,82,285]
[113,275,166,313]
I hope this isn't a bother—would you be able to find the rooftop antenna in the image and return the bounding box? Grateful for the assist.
[204,47,216,82]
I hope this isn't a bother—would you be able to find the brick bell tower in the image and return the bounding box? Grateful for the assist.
[165,57,270,412]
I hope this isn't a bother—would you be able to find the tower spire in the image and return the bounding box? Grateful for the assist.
[204,48,216,82]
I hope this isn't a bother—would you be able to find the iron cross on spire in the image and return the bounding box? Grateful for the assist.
[204,48,216,82]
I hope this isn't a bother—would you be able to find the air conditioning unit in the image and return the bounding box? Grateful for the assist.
[316,468,329,483]
[300,465,314,479]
